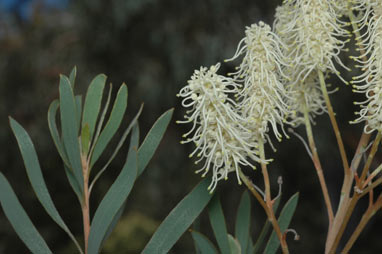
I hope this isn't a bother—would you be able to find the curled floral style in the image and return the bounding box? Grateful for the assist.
[351,0,382,133]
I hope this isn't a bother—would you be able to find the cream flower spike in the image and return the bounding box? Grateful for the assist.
[276,0,350,84]
[225,21,290,142]
[274,1,327,126]
[177,63,262,192]
[285,72,328,126]
[350,0,382,133]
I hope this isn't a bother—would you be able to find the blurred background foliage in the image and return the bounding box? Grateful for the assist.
[0,0,381,253]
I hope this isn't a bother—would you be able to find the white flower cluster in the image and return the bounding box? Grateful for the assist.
[273,0,348,125]
[178,22,289,191]
[177,64,260,191]
[351,0,382,133]
[178,0,355,190]
[226,22,290,141]
[285,73,327,126]
[278,0,350,77]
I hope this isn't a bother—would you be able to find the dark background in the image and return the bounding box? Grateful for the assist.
[0,0,381,253]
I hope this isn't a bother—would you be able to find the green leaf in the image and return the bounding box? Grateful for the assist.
[81,123,91,156]
[264,193,299,254]
[253,194,282,253]
[88,105,143,193]
[91,84,112,154]
[208,195,230,254]
[143,178,213,254]
[59,75,84,192]
[228,234,241,254]
[47,99,70,167]
[101,123,140,246]
[75,95,82,135]
[191,231,218,254]
[69,66,77,89]
[137,108,173,176]
[48,98,80,202]
[246,238,254,254]
[9,118,82,253]
[82,74,106,139]
[64,165,83,203]
[0,172,52,254]
[90,84,128,168]
[235,191,251,254]
[88,124,139,254]
[101,200,126,247]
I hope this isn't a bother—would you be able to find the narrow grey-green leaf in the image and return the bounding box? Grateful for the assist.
[235,191,251,254]
[101,123,139,246]
[143,178,212,254]
[89,104,143,191]
[0,172,52,254]
[208,195,230,254]
[59,75,83,192]
[90,83,112,156]
[191,231,218,254]
[264,193,299,254]
[47,99,70,167]
[246,238,254,254]
[253,194,282,253]
[101,201,126,247]
[81,123,90,156]
[137,108,173,176]
[75,95,82,135]
[228,234,241,254]
[64,165,83,203]
[9,118,82,253]
[88,124,139,254]
[82,74,106,139]
[90,84,127,168]
[69,66,77,89]
[88,106,143,193]
[48,98,81,202]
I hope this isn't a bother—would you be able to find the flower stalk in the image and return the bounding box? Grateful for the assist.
[303,105,334,225]
[238,168,289,254]
[259,139,290,254]
[318,70,350,176]
[318,69,352,253]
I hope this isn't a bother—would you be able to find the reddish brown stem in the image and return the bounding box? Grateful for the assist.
[304,106,333,226]
[81,156,90,254]
[318,70,350,177]
[341,195,382,253]
[238,169,288,254]
[358,132,381,184]
[258,140,289,254]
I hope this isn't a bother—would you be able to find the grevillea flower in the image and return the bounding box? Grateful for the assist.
[351,1,382,133]
[275,0,350,83]
[272,0,349,126]
[177,63,260,191]
[273,1,327,126]
[285,72,328,126]
[225,21,290,142]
